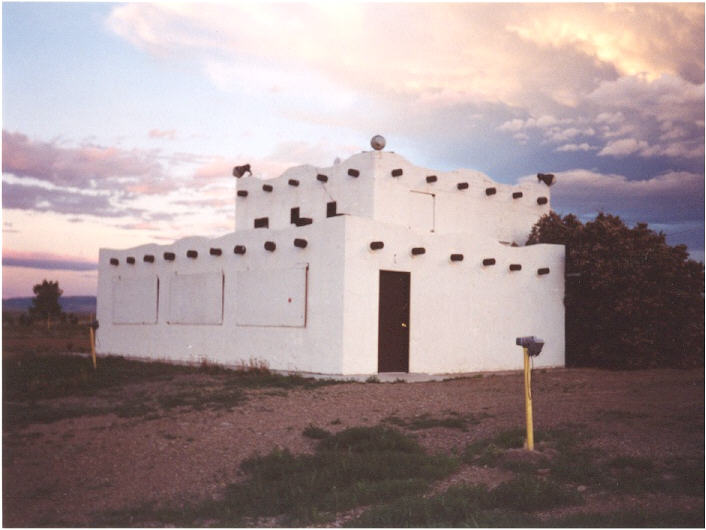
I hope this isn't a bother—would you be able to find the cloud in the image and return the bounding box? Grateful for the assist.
[505,3,704,82]
[2,130,165,190]
[2,181,142,218]
[149,128,176,139]
[556,143,593,152]
[598,138,649,157]
[536,169,704,224]
[107,4,703,111]
[2,251,97,271]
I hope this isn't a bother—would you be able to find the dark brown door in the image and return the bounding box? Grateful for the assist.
[378,270,410,372]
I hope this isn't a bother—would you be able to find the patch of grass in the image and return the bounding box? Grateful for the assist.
[545,508,705,528]
[95,426,459,527]
[347,475,582,528]
[365,375,380,383]
[2,354,341,429]
[463,428,529,466]
[223,427,458,525]
[383,411,491,432]
[302,424,331,439]
[490,475,583,512]
[3,355,194,402]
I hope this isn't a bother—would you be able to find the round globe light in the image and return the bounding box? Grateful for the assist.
[370,135,386,151]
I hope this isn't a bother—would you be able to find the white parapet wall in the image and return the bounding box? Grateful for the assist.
[98,146,564,376]
[235,151,551,245]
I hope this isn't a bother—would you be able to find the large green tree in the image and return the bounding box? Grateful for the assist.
[527,212,704,368]
[28,280,63,329]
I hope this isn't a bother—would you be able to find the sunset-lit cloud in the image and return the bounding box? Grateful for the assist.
[532,169,704,225]
[2,250,97,271]
[2,130,165,189]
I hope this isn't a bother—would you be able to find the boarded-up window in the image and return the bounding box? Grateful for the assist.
[236,265,307,327]
[168,272,224,325]
[112,275,159,324]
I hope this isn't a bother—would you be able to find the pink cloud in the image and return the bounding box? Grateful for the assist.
[193,158,235,180]
[2,249,97,271]
[2,130,164,188]
[149,128,177,139]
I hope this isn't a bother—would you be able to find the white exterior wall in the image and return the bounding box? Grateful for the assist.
[97,217,347,373]
[370,152,551,244]
[340,216,564,375]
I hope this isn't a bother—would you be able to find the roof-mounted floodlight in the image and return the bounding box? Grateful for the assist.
[371,134,386,150]
[537,173,555,186]
[516,336,544,357]
[233,164,251,178]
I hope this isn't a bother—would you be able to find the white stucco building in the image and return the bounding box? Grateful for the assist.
[96,138,565,376]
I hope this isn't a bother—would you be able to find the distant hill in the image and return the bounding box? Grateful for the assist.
[2,296,97,314]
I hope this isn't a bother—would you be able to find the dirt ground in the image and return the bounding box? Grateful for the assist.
[3,364,704,526]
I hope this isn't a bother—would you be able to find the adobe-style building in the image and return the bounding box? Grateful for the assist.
[96,136,565,376]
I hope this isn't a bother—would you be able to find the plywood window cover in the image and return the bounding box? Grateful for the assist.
[167,271,225,325]
[112,275,159,325]
[236,265,308,328]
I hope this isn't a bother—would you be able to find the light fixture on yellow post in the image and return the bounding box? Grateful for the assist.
[515,336,544,451]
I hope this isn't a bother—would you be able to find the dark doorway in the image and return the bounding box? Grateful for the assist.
[378,270,410,372]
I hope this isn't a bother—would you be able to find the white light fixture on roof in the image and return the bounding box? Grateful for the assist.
[370,134,386,151]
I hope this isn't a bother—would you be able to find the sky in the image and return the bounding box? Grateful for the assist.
[2,2,704,298]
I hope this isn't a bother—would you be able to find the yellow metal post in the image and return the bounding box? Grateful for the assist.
[89,326,97,371]
[523,347,534,451]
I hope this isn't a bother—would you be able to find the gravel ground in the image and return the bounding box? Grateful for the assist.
[3,366,703,526]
